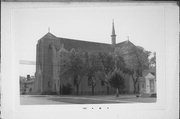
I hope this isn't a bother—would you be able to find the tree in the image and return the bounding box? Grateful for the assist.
[98,52,115,94]
[149,52,156,68]
[58,47,71,94]
[99,52,126,94]
[23,83,28,94]
[69,49,86,95]
[108,71,125,97]
[114,54,126,71]
[59,48,85,95]
[123,46,150,94]
[85,53,103,95]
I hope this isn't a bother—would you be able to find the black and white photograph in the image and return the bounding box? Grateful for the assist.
[16,5,159,105]
[1,2,179,119]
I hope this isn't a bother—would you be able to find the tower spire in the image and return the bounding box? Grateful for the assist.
[127,36,129,41]
[112,19,115,35]
[48,27,50,33]
[111,19,116,46]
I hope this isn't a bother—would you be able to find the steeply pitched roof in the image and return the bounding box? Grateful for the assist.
[115,40,135,48]
[40,32,57,41]
[112,20,116,36]
[39,32,137,54]
[57,37,114,53]
[143,68,156,77]
[115,40,128,47]
[145,73,155,79]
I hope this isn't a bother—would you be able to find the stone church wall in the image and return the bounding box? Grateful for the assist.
[34,33,138,95]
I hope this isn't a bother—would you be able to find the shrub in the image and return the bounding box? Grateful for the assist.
[62,83,73,95]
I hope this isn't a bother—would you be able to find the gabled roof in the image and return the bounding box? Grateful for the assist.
[115,40,127,47]
[40,32,57,40]
[115,40,136,48]
[143,68,156,77]
[39,32,137,54]
[145,73,155,79]
[56,37,114,53]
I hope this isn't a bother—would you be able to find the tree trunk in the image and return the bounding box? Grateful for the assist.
[59,85,61,95]
[107,86,109,95]
[116,88,119,97]
[137,82,140,94]
[131,74,138,94]
[133,83,137,94]
[92,85,94,95]
[76,84,79,95]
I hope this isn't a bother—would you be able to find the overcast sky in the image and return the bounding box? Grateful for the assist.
[12,5,165,76]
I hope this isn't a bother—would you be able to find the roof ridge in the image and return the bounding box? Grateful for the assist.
[41,32,57,40]
[57,37,111,45]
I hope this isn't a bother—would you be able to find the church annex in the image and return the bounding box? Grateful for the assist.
[33,22,139,95]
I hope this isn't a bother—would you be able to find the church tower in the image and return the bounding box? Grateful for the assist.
[111,20,116,46]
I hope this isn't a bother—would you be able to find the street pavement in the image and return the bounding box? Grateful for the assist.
[20,95,156,105]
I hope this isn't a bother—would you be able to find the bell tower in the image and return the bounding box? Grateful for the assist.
[111,20,116,46]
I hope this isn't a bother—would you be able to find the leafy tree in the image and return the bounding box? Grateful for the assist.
[108,71,125,97]
[58,47,71,94]
[149,52,156,68]
[69,49,85,95]
[98,52,115,94]
[61,83,73,95]
[123,46,150,93]
[99,53,115,79]
[99,52,126,94]
[59,48,85,95]
[58,47,71,77]
[23,83,28,94]
[114,54,126,70]
[85,53,103,95]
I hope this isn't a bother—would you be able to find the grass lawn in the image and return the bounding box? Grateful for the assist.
[20,95,156,105]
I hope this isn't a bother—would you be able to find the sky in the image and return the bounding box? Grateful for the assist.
[12,5,165,76]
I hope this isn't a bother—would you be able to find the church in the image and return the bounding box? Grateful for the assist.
[33,22,139,95]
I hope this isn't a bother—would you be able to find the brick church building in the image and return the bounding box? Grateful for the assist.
[33,22,140,95]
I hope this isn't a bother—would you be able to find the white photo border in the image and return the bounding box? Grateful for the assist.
[1,2,179,119]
